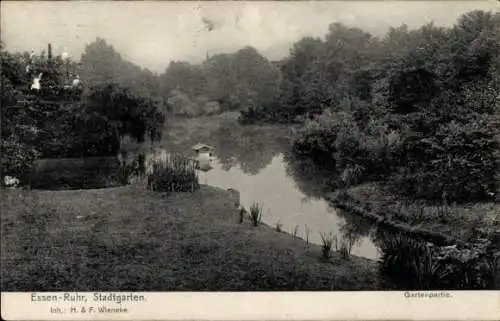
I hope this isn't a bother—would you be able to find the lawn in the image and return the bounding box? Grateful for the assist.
[1,185,379,291]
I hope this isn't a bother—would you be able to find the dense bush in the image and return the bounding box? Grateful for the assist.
[29,157,122,190]
[292,110,405,184]
[0,135,39,184]
[294,98,499,201]
[395,115,499,202]
[292,111,347,165]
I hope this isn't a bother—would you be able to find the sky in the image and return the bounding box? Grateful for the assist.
[1,1,498,73]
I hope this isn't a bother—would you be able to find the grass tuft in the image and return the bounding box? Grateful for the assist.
[249,202,263,227]
[116,163,134,185]
[292,225,299,239]
[377,231,499,290]
[320,232,335,259]
[336,235,354,260]
[238,206,246,224]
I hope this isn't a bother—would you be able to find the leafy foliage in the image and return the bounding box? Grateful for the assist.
[286,10,500,203]
[0,135,39,182]
[158,46,282,117]
[378,232,499,290]
[29,157,121,190]
[1,41,168,185]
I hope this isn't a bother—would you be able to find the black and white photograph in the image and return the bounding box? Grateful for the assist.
[1,0,499,303]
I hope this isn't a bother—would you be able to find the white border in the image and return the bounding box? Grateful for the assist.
[1,291,499,320]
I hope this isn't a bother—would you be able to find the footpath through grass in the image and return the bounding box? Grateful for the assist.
[1,185,378,291]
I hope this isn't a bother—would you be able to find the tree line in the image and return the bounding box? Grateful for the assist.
[277,10,499,204]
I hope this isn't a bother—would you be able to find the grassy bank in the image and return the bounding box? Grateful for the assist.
[324,182,500,289]
[1,185,378,291]
[330,182,500,244]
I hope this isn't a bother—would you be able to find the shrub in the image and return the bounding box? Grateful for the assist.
[147,154,199,192]
[361,120,405,177]
[378,233,442,289]
[339,164,365,188]
[29,157,120,190]
[292,111,360,167]
[378,232,499,289]
[0,135,39,185]
[293,109,403,184]
[292,119,335,163]
[395,114,500,203]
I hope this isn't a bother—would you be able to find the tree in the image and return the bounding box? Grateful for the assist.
[80,38,123,86]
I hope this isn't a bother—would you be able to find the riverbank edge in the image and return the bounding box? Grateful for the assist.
[220,185,378,265]
[326,192,465,247]
[324,183,500,249]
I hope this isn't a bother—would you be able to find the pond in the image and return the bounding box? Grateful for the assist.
[126,115,381,260]
[199,154,380,260]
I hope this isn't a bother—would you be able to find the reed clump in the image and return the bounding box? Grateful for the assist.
[249,202,263,227]
[147,154,199,192]
[320,232,335,259]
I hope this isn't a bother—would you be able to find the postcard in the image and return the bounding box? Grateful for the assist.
[1,1,499,320]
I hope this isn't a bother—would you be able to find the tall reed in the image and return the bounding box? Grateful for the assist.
[335,234,355,260]
[116,163,134,185]
[305,225,310,246]
[377,231,499,290]
[320,232,335,259]
[249,202,263,227]
[238,205,246,224]
[147,153,199,192]
[292,225,299,239]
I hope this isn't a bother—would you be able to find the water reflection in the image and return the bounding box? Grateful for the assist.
[283,151,380,258]
[161,119,288,175]
[205,154,379,259]
[282,151,338,201]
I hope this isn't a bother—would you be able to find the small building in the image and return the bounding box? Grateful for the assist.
[192,143,215,171]
[192,143,214,155]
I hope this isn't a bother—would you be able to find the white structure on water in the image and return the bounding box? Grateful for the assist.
[192,143,215,171]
